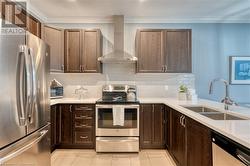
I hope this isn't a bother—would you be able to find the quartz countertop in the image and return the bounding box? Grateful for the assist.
[50,98,99,106]
[50,97,250,149]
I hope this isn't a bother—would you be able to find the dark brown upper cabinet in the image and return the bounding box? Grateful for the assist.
[64,29,102,73]
[64,29,82,73]
[140,104,165,149]
[82,30,102,73]
[163,30,192,73]
[1,1,41,38]
[136,29,192,73]
[136,30,164,73]
[42,25,64,72]
[26,14,41,38]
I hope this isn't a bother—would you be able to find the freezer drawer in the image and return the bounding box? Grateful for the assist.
[0,123,51,166]
[96,137,139,152]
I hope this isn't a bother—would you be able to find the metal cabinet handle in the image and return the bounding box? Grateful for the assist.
[75,115,92,119]
[61,65,64,71]
[165,65,168,72]
[180,115,183,125]
[236,150,250,166]
[80,136,88,139]
[182,116,186,128]
[75,124,92,128]
[69,105,73,112]
[162,65,165,72]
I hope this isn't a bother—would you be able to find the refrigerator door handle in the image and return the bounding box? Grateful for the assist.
[16,45,32,126]
[0,129,49,164]
[27,48,36,123]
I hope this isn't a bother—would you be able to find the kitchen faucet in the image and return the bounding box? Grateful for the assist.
[209,78,237,110]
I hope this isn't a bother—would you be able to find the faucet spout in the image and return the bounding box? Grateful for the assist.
[208,78,237,110]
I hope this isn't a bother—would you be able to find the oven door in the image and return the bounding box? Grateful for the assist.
[96,105,139,136]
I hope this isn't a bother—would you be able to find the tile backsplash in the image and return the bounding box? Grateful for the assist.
[50,64,195,99]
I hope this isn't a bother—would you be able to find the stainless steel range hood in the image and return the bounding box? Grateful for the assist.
[98,15,138,63]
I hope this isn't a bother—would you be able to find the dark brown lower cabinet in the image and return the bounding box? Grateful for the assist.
[170,109,186,166]
[186,117,212,166]
[50,105,58,152]
[54,104,95,149]
[140,104,166,149]
[169,108,212,166]
[59,104,73,146]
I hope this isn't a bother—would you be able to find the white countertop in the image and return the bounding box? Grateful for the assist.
[50,98,99,106]
[50,97,250,149]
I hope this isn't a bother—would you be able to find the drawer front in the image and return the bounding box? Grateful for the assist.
[74,111,94,119]
[74,120,93,131]
[74,105,95,111]
[74,131,93,144]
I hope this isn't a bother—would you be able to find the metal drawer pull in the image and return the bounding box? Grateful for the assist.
[75,115,92,119]
[75,124,92,128]
[80,136,88,139]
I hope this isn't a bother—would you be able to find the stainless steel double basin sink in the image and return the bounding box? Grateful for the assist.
[182,106,248,120]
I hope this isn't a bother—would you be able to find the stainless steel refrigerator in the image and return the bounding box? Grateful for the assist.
[0,18,51,165]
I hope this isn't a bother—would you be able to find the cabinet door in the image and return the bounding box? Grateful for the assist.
[140,104,153,148]
[82,30,102,73]
[59,105,73,145]
[164,30,192,73]
[136,30,164,73]
[171,110,186,166]
[152,104,165,148]
[27,15,41,37]
[64,30,81,73]
[50,105,57,152]
[186,118,212,166]
[165,106,171,149]
[42,25,64,72]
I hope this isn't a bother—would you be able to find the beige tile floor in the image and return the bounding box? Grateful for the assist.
[51,149,176,166]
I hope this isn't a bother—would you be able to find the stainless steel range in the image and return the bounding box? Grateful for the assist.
[96,85,140,152]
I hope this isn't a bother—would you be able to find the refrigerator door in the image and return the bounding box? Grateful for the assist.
[26,32,50,134]
[0,19,27,149]
[0,123,51,166]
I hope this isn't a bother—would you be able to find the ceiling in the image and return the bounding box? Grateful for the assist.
[27,0,250,23]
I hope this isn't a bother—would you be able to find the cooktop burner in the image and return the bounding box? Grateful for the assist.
[96,98,140,105]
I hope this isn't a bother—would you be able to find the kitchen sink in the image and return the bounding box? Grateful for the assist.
[182,106,248,120]
[183,106,219,113]
[200,113,247,120]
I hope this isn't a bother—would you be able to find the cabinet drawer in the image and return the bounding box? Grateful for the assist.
[74,131,93,144]
[74,112,93,120]
[74,110,94,118]
[74,105,95,111]
[74,120,93,130]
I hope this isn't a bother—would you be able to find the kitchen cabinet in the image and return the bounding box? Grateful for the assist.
[26,14,41,37]
[64,29,82,73]
[42,25,64,72]
[1,1,41,37]
[136,30,164,73]
[170,109,186,166]
[186,117,212,166]
[165,106,171,149]
[58,104,73,146]
[56,104,95,149]
[82,30,102,73]
[169,108,212,166]
[140,104,165,149]
[64,29,102,73]
[163,30,192,73]
[136,29,192,73]
[50,105,59,152]
[72,105,95,148]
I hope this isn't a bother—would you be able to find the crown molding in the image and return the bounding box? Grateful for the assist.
[44,16,250,24]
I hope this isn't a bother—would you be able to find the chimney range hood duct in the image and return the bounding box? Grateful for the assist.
[98,15,138,63]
